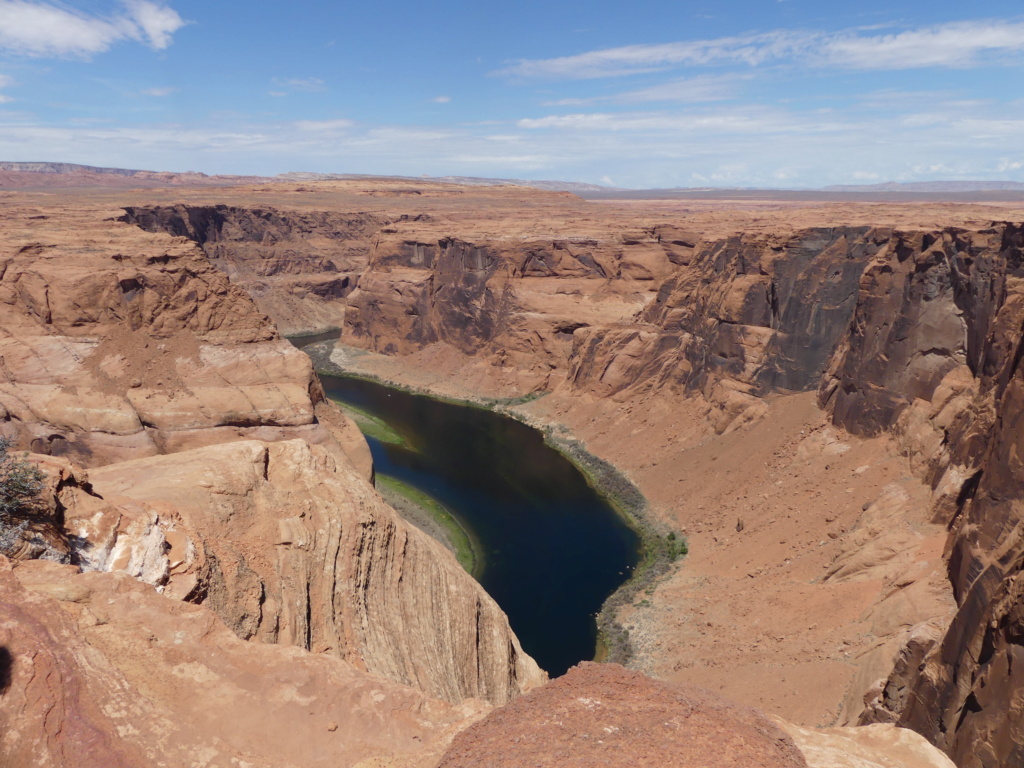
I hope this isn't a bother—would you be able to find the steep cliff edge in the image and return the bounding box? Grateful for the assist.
[818,224,1024,766]
[112,186,1024,763]
[0,198,543,761]
[0,556,488,768]
[80,438,542,704]
[121,204,389,334]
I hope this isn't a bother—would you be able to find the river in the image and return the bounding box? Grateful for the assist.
[294,339,640,676]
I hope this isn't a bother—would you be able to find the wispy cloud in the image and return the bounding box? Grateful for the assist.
[0,73,12,103]
[141,86,176,97]
[820,21,1024,69]
[271,77,327,93]
[432,95,451,103]
[0,0,186,58]
[496,32,811,79]
[496,19,1024,79]
[547,74,747,106]
[293,119,352,132]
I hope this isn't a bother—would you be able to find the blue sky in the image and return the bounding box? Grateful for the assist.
[1,0,1023,188]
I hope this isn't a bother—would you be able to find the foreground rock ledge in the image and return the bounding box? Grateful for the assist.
[436,662,957,768]
[437,662,808,768]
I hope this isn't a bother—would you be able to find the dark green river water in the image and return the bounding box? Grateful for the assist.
[294,340,641,676]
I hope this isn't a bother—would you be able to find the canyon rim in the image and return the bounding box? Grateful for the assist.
[0,171,1022,767]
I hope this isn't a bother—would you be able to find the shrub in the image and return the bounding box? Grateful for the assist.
[0,438,45,557]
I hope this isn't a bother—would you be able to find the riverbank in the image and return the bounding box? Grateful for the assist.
[303,338,686,666]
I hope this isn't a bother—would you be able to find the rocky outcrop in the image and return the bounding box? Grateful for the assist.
[337,210,1024,763]
[342,229,669,391]
[0,556,486,768]
[565,227,881,429]
[777,721,957,768]
[0,202,370,471]
[15,185,1024,767]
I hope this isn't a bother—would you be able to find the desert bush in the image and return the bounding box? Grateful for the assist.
[0,438,45,556]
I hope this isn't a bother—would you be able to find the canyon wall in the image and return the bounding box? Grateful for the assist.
[0,200,543,768]
[121,204,389,334]
[817,224,1024,767]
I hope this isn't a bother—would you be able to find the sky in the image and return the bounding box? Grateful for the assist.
[0,0,1023,188]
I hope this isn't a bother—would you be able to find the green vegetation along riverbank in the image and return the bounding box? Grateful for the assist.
[375,474,484,579]
[331,400,408,447]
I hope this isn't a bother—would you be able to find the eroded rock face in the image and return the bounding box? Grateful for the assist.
[17,187,1024,766]
[565,228,881,430]
[777,721,957,768]
[343,230,652,391]
[0,202,542,722]
[0,556,486,768]
[332,210,1024,763]
[79,438,544,705]
[812,223,1024,766]
[0,203,367,469]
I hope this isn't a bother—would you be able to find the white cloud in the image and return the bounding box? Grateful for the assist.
[142,86,176,96]
[820,21,1024,69]
[432,95,451,103]
[0,0,185,58]
[496,32,811,79]
[496,19,1024,79]
[0,73,12,102]
[123,0,183,50]
[3,97,1024,188]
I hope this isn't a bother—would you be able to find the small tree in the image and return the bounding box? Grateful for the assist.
[0,437,45,556]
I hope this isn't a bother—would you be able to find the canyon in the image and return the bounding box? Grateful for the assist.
[2,176,1022,766]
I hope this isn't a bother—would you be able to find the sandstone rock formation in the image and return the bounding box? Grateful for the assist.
[0,201,369,470]
[777,721,957,768]
[9,180,1024,767]
[121,204,389,334]
[817,223,1024,767]
[245,187,1022,765]
[0,198,543,738]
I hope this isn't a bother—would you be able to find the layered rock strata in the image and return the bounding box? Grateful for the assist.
[331,212,1024,764]
[121,204,388,334]
[0,200,543,743]
[75,438,543,704]
[90,187,1024,764]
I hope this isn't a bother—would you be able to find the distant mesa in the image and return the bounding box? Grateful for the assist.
[2,161,1024,200]
[823,180,1024,192]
